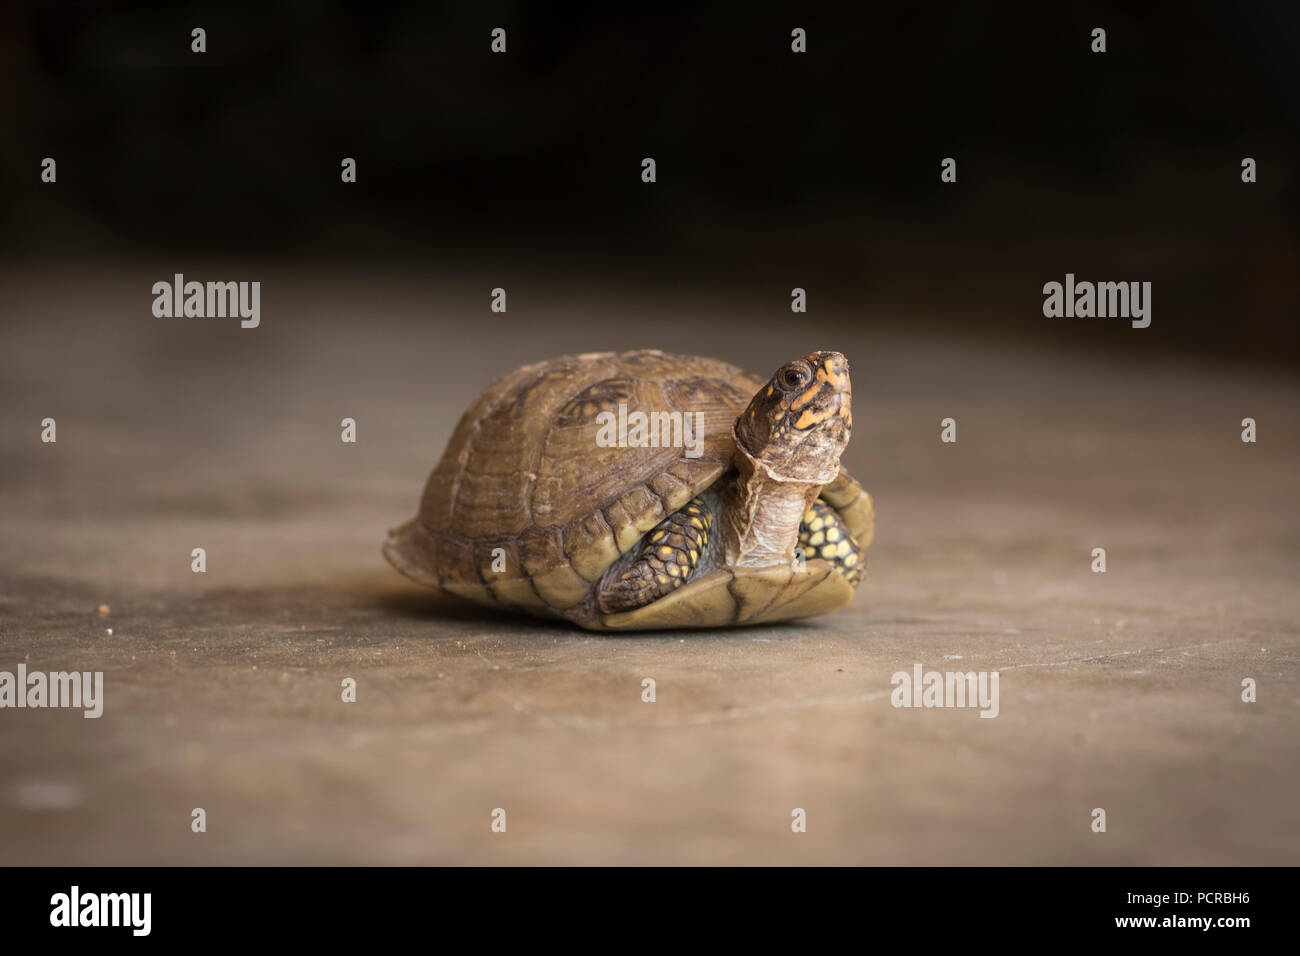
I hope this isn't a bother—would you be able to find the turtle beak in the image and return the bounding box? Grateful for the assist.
[814,351,850,393]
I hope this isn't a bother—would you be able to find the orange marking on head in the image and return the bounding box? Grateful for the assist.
[790,385,820,409]
[795,406,831,429]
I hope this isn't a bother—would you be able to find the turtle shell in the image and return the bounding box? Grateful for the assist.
[384,349,873,629]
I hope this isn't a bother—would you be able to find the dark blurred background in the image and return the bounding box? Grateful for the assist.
[2,1,1297,362]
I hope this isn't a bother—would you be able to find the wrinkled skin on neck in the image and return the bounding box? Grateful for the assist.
[723,351,852,567]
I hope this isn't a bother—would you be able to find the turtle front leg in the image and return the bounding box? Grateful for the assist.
[597,498,712,613]
[799,498,864,586]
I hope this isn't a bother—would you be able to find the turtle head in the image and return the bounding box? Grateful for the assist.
[734,351,852,482]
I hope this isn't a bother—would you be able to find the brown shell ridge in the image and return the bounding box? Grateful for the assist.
[447,355,620,540]
[419,358,542,536]
[528,354,751,572]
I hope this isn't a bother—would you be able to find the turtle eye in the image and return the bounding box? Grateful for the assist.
[777,362,810,391]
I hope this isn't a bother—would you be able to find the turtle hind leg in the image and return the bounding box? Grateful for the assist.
[597,497,712,613]
[800,498,864,586]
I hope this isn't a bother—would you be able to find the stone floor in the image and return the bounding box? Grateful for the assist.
[1,264,1296,864]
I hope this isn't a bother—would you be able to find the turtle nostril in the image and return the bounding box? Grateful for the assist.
[817,353,850,392]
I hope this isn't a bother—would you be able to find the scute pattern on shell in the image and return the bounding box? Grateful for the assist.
[398,350,766,616]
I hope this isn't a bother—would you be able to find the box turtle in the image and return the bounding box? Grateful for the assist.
[383,349,874,631]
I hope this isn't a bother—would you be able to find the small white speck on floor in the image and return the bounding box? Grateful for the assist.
[106,628,112,635]
[943,654,963,660]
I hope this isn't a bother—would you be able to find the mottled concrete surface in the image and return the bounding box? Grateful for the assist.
[1,265,1297,865]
